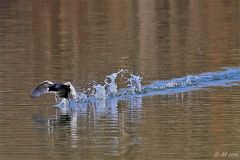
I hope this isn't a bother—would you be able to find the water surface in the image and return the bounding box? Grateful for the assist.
[0,0,240,160]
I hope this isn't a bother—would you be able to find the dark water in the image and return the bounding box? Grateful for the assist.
[0,0,240,160]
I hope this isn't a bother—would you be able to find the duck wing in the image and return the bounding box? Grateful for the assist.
[31,80,54,98]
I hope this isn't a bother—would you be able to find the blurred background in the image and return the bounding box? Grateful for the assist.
[0,0,239,160]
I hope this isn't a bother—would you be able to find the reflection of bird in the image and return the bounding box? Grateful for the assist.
[31,80,77,102]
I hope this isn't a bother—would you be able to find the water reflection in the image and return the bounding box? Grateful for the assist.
[33,96,143,155]
[0,0,240,159]
[1,0,239,86]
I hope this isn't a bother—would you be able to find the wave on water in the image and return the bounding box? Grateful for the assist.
[56,67,240,111]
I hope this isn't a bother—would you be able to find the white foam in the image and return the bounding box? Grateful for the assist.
[104,72,118,96]
[129,74,142,93]
[94,84,106,100]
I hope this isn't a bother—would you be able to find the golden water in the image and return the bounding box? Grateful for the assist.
[0,1,239,160]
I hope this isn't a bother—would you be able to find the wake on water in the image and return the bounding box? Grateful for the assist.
[56,67,240,111]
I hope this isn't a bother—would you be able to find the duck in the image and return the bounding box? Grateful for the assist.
[31,80,78,102]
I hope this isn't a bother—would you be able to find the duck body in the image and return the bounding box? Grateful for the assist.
[48,83,71,99]
[31,80,77,102]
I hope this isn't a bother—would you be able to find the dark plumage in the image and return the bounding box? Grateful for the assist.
[31,80,77,101]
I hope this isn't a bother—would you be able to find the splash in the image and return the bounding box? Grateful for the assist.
[128,74,142,93]
[56,67,240,110]
[141,67,240,95]
[94,84,106,100]
[104,72,118,96]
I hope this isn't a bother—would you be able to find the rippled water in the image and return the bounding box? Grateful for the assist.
[0,0,240,160]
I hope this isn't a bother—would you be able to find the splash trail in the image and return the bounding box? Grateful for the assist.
[57,67,240,110]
